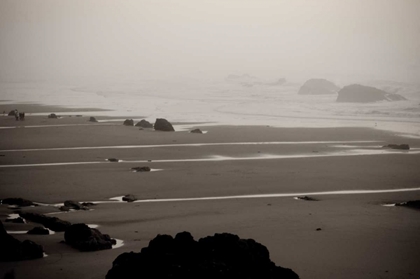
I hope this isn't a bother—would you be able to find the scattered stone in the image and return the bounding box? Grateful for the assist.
[296,196,318,201]
[135,119,153,128]
[154,118,175,132]
[122,195,137,202]
[316,228,322,231]
[27,227,49,235]
[106,231,299,279]
[298,79,340,95]
[59,200,89,211]
[107,158,120,162]
[123,119,134,126]
[48,113,58,119]
[131,166,151,172]
[89,117,98,122]
[5,217,25,224]
[382,144,410,150]
[19,212,71,232]
[64,223,116,252]
[0,221,44,261]
[395,200,420,209]
[1,198,35,207]
[190,128,203,134]
[337,84,406,103]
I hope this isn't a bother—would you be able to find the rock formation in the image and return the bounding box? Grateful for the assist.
[27,227,49,235]
[123,119,134,126]
[64,223,116,251]
[154,118,175,132]
[48,113,58,119]
[89,117,98,122]
[131,166,151,172]
[135,120,153,128]
[337,84,406,103]
[0,221,44,261]
[19,212,71,232]
[1,198,35,207]
[298,79,340,95]
[122,194,137,202]
[190,129,203,134]
[106,231,299,279]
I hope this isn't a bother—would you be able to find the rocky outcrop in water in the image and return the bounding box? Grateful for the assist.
[0,221,44,261]
[131,166,151,172]
[295,196,318,201]
[89,117,98,122]
[123,119,134,126]
[60,200,90,211]
[64,223,116,252]
[135,120,153,128]
[1,198,35,207]
[336,84,406,103]
[107,158,120,162]
[48,113,58,119]
[298,79,340,95]
[106,231,299,279]
[19,212,71,232]
[154,118,175,132]
[122,195,137,202]
[382,144,410,150]
[190,129,203,134]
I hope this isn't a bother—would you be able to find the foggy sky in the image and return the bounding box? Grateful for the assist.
[1,0,419,82]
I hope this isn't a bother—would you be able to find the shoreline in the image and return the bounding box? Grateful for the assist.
[1,103,420,279]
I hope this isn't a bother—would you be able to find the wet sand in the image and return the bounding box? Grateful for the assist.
[1,105,420,279]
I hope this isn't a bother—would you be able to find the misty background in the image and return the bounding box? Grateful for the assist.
[1,0,419,82]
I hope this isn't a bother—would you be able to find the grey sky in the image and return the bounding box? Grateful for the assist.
[1,0,419,82]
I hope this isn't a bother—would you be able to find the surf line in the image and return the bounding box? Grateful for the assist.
[113,187,420,203]
[0,140,379,152]
[1,149,419,168]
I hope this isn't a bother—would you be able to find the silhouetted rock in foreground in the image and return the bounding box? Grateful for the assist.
[382,144,410,150]
[106,231,299,279]
[154,118,175,132]
[337,84,406,103]
[0,221,44,261]
[65,223,116,251]
[395,200,420,209]
[19,212,71,232]
[298,79,340,95]
[135,120,153,128]
[123,119,134,126]
[1,198,35,207]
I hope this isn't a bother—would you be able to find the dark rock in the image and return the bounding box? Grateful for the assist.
[64,223,116,252]
[1,198,35,207]
[19,212,71,232]
[395,200,420,209]
[298,79,340,95]
[296,196,318,201]
[316,228,322,231]
[8,110,16,116]
[89,117,98,122]
[81,202,96,207]
[122,195,137,202]
[106,231,299,279]
[62,200,89,211]
[135,120,153,128]
[107,158,120,162]
[154,118,175,132]
[48,113,58,119]
[337,84,406,103]
[131,166,151,172]
[190,128,203,134]
[0,221,44,261]
[27,227,49,235]
[5,217,25,224]
[123,119,134,126]
[382,144,410,150]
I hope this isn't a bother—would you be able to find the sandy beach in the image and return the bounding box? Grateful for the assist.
[0,103,419,278]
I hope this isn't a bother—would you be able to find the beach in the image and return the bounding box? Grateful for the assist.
[1,104,420,278]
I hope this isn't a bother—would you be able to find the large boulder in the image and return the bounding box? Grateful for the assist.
[0,221,44,261]
[19,212,71,232]
[154,118,175,132]
[123,119,134,126]
[64,223,116,251]
[337,84,406,103]
[298,79,340,95]
[135,120,153,128]
[106,231,299,279]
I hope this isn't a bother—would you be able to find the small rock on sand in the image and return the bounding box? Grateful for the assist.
[48,113,58,119]
[382,144,410,150]
[154,118,175,132]
[122,195,137,202]
[190,128,203,134]
[107,158,120,162]
[89,117,98,122]
[131,166,151,172]
[135,119,153,128]
[123,119,134,126]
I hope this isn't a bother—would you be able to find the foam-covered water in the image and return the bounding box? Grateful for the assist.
[1,79,420,136]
